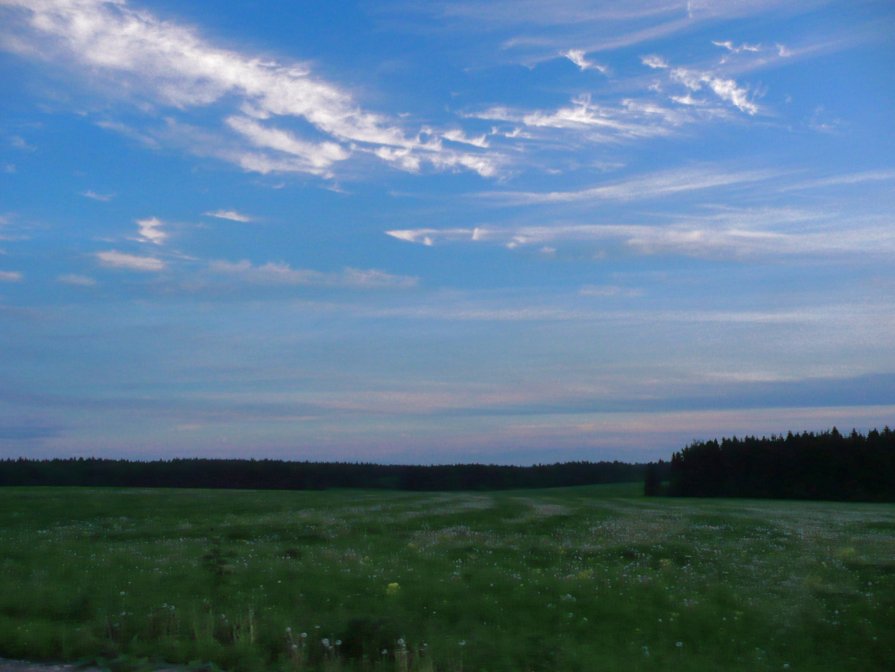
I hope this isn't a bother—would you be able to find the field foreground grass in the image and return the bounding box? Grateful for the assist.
[1,484,893,671]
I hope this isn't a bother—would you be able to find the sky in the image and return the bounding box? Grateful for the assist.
[1,0,894,464]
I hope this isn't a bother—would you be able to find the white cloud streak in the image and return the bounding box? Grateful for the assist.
[481,166,778,205]
[58,274,97,286]
[81,190,114,201]
[0,270,23,282]
[208,260,418,289]
[712,40,761,54]
[561,49,608,74]
[204,209,254,223]
[0,0,496,178]
[779,170,895,192]
[644,54,759,115]
[96,249,165,271]
[469,93,729,147]
[641,54,669,69]
[579,284,643,298]
[387,213,895,260]
[225,116,350,176]
[442,129,490,148]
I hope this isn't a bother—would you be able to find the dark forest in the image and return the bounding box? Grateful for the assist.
[0,458,645,491]
[660,426,895,501]
[3,427,893,501]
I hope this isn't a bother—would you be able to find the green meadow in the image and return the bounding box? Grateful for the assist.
[1,484,893,672]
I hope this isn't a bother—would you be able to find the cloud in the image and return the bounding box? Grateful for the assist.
[341,267,419,289]
[468,82,741,149]
[95,119,160,148]
[471,98,682,145]
[386,228,474,246]
[391,1,816,61]
[641,54,669,69]
[225,116,350,176]
[0,0,494,178]
[96,250,166,271]
[371,142,500,177]
[135,217,167,245]
[58,274,97,287]
[561,49,608,74]
[779,170,895,191]
[208,260,418,288]
[804,105,844,134]
[670,93,702,106]
[480,166,778,205]
[642,53,759,115]
[579,285,643,298]
[209,260,319,285]
[0,270,23,282]
[520,98,646,134]
[9,135,35,151]
[442,129,490,148]
[432,1,683,27]
[386,208,895,259]
[81,190,114,202]
[697,74,758,115]
[712,40,761,53]
[204,209,254,223]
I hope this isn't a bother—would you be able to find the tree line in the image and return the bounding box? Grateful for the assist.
[6,426,892,500]
[655,427,895,502]
[0,457,646,491]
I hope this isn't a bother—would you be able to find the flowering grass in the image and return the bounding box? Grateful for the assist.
[0,484,893,671]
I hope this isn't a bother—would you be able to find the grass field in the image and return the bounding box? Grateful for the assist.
[0,484,893,672]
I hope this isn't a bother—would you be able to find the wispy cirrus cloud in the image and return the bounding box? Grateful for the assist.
[467,41,765,150]
[387,207,895,260]
[0,270,23,282]
[441,129,490,149]
[0,0,497,178]
[579,284,643,298]
[479,166,779,205]
[432,1,683,27]
[9,135,35,151]
[712,40,762,54]
[208,260,418,289]
[468,94,728,150]
[204,209,254,223]
[386,0,827,65]
[81,190,114,202]
[393,1,688,62]
[642,53,759,115]
[95,250,166,272]
[561,49,608,74]
[779,169,895,192]
[58,274,97,287]
[224,116,350,177]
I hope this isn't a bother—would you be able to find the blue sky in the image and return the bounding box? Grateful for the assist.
[1,0,893,463]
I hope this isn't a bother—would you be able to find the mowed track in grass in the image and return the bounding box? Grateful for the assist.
[1,484,893,672]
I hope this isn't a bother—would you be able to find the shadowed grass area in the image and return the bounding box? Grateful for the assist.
[0,484,893,671]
